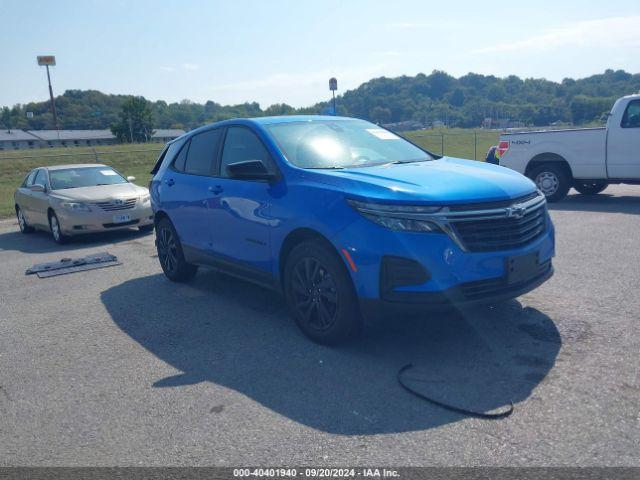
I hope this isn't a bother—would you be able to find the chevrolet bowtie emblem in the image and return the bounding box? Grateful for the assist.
[506,205,527,219]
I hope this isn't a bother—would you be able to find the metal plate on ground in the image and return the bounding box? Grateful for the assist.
[26,252,121,278]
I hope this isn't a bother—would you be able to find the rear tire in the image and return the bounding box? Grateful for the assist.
[155,217,198,282]
[284,240,361,345]
[16,206,34,234]
[529,163,570,202]
[573,181,608,195]
[48,211,68,244]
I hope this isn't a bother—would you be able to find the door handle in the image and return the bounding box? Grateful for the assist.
[165,178,175,187]
[209,185,224,195]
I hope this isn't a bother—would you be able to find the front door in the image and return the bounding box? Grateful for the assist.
[607,99,640,178]
[208,126,278,275]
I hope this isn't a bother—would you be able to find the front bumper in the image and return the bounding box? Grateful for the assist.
[56,204,154,235]
[360,260,553,319]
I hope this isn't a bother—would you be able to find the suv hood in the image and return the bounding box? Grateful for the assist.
[50,183,147,202]
[314,157,536,204]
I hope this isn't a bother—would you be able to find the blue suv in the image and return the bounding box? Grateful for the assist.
[150,116,554,344]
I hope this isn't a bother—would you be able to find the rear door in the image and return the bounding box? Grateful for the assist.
[16,169,38,223]
[159,128,223,253]
[208,125,277,274]
[607,99,640,178]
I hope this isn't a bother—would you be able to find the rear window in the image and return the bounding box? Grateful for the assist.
[184,129,222,176]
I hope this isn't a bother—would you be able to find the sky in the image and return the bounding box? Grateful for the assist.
[1,0,639,109]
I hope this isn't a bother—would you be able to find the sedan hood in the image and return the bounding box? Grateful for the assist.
[51,183,147,202]
[314,157,536,204]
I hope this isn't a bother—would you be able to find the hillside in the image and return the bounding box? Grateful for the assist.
[3,69,639,131]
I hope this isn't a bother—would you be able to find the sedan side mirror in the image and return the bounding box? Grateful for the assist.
[226,160,277,182]
[127,176,136,182]
[30,184,45,193]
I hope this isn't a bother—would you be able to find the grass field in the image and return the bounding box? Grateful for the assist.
[405,128,500,159]
[0,128,500,219]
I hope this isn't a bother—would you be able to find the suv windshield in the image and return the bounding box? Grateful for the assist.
[49,166,128,190]
[265,119,433,169]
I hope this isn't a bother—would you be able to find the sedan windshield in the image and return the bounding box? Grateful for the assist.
[49,167,128,190]
[265,119,433,169]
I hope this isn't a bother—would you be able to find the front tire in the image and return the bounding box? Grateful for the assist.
[155,217,198,282]
[48,211,68,244]
[16,206,34,234]
[529,163,570,202]
[284,240,361,345]
[139,224,154,233]
[573,181,608,195]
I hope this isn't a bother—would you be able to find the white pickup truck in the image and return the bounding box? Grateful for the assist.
[498,93,640,201]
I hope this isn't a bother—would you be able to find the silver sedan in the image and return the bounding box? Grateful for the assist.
[14,163,154,244]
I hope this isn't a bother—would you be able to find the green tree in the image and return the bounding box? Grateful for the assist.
[2,106,12,132]
[111,96,154,143]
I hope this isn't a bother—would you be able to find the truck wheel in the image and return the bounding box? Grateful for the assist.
[573,181,608,195]
[529,164,570,202]
[284,240,361,345]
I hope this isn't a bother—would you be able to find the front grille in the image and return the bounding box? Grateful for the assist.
[448,194,547,252]
[93,198,137,211]
[460,260,552,300]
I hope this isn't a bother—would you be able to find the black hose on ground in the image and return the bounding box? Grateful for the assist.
[397,363,514,419]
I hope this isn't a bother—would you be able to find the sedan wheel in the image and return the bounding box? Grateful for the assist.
[16,207,34,234]
[49,212,67,244]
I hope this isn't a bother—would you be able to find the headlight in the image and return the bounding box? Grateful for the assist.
[60,202,91,212]
[347,199,443,233]
[140,193,151,204]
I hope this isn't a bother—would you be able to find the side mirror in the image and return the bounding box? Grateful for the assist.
[226,160,277,182]
[127,176,136,182]
[30,184,45,193]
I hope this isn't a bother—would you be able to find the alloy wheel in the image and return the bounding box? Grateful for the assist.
[17,209,26,232]
[50,215,61,241]
[157,227,179,274]
[291,257,339,331]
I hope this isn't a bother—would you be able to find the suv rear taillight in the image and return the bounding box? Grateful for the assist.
[497,140,509,158]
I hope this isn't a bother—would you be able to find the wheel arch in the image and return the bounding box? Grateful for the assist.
[525,153,574,180]
[278,227,346,288]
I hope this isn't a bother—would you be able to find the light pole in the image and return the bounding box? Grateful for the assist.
[37,56,59,138]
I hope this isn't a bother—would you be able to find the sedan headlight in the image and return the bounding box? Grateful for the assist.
[60,201,91,212]
[140,193,151,204]
[347,199,443,232]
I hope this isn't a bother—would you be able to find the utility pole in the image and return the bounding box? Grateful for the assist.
[37,56,59,138]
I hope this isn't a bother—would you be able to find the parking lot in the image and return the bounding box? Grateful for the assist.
[1,185,639,466]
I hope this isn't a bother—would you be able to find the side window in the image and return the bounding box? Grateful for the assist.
[621,100,640,128]
[172,140,190,172]
[33,169,46,188]
[23,170,37,187]
[220,127,272,178]
[184,129,221,176]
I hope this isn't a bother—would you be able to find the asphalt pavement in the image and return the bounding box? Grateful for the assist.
[1,185,639,466]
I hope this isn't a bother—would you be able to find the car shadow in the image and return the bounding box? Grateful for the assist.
[0,224,153,254]
[549,191,640,215]
[101,271,561,435]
